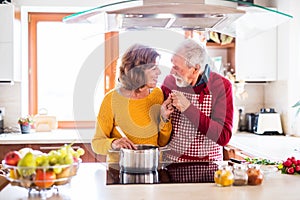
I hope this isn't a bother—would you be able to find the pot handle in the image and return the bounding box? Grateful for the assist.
[159,146,171,152]
[108,149,120,153]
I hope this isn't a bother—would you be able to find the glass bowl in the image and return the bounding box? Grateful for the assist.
[1,158,81,191]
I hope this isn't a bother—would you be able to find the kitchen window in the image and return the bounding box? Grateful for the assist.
[28,13,183,129]
[28,13,105,128]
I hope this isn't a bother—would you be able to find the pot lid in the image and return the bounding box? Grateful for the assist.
[63,0,293,38]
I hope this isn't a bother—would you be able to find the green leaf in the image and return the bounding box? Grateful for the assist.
[296,108,300,118]
[292,100,300,108]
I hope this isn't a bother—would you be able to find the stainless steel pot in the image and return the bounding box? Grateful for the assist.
[120,144,159,173]
[120,171,159,184]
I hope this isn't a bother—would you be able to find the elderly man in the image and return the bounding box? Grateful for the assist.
[161,39,234,162]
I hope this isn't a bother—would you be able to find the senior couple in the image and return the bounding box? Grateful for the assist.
[91,39,234,162]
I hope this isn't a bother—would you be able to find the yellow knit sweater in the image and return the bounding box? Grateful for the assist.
[92,87,172,155]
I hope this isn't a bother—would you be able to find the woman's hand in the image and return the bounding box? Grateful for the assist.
[161,95,174,122]
[111,137,137,150]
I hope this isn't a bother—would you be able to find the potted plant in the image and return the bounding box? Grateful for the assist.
[291,100,300,136]
[18,115,34,134]
[292,100,300,117]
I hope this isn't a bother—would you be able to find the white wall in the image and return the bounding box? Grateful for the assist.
[0,84,21,129]
[13,0,102,7]
[0,1,102,130]
[265,0,300,135]
[1,0,298,134]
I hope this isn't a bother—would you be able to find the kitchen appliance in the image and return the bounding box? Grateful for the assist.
[62,0,292,38]
[106,161,218,185]
[245,113,256,133]
[64,0,244,35]
[0,110,3,133]
[33,109,57,132]
[253,108,283,135]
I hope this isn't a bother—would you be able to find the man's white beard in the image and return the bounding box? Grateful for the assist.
[173,74,190,87]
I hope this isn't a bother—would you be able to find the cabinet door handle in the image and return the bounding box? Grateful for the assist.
[39,146,80,150]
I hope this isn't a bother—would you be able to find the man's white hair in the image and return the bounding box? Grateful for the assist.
[175,39,211,71]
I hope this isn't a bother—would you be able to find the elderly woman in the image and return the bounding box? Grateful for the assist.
[92,44,173,155]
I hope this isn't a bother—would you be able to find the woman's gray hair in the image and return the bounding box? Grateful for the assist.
[175,39,209,71]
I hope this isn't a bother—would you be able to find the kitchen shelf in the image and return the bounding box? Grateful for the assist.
[206,41,235,49]
[206,40,236,73]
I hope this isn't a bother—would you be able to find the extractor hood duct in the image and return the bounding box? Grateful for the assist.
[63,0,293,38]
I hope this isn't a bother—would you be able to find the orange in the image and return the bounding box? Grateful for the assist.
[34,169,56,188]
[9,169,19,179]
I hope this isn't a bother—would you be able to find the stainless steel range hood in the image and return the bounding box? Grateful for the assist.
[105,0,244,32]
[63,0,293,38]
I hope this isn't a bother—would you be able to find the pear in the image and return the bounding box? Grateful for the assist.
[17,152,36,177]
[18,147,33,157]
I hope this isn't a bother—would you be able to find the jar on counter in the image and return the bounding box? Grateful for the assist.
[247,164,263,185]
[233,164,248,186]
[214,164,234,187]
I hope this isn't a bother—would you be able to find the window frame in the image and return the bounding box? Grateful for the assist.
[28,13,118,129]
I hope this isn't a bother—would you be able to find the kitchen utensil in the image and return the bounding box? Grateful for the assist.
[120,170,159,184]
[253,108,283,135]
[108,145,170,166]
[119,144,159,173]
[115,126,127,138]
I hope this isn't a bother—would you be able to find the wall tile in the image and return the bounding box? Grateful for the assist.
[0,83,21,129]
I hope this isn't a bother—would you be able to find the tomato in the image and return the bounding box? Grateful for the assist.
[34,169,56,188]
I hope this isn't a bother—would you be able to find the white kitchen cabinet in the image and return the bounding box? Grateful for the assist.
[0,4,21,82]
[235,26,277,81]
[0,4,13,43]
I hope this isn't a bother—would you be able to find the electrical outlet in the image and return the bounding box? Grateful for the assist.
[238,106,244,113]
[0,107,5,116]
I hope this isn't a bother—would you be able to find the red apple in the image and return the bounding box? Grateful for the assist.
[4,151,22,166]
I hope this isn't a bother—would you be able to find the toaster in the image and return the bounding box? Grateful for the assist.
[253,108,283,135]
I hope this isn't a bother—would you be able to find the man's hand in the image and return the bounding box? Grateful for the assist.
[170,90,191,112]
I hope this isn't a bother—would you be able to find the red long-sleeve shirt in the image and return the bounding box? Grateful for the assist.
[161,71,234,146]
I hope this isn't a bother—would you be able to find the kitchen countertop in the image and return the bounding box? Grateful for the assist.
[0,162,299,200]
[0,129,94,144]
[229,132,300,161]
[1,130,300,161]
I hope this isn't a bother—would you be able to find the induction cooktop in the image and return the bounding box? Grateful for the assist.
[106,162,219,185]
